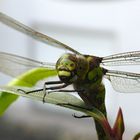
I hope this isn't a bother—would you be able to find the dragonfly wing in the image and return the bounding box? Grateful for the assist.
[0,12,80,54]
[104,70,140,93]
[101,51,140,66]
[0,52,55,77]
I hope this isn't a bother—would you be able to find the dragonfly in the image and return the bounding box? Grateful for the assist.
[0,12,140,140]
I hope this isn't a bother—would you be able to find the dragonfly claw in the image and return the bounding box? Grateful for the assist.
[72,113,91,119]
[17,89,27,94]
[42,93,47,103]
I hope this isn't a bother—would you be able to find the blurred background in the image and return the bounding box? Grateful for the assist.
[0,0,140,140]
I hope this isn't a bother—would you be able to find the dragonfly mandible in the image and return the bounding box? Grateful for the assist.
[0,12,140,140]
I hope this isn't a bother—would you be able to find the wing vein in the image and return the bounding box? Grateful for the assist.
[102,51,140,66]
[0,12,80,54]
[105,70,140,93]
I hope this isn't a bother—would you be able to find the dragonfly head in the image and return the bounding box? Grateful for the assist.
[56,53,78,83]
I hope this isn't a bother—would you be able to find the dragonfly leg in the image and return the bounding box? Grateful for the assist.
[17,81,68,95]
[17,88,27,94]
[72,113,91,119]
[42,81,70,103]
[17,81,70,102]
[57,103,91,118]
[17,88,43,94]
[57,103,91,110]
[48,89,83,94]
[17,81,82,103]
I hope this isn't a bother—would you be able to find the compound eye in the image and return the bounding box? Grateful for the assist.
[69,62,76,71]
[70,63,74,67]
[78,64,83,71]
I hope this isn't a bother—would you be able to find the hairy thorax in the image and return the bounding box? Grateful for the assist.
[73,55,105,108]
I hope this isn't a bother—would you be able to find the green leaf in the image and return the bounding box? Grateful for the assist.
[0,92,18,115]
[0,68,57,115]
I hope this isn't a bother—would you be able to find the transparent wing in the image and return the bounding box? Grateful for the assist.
[101,51,140,66]
[105,70,140,93]
[0,52,55,77]
[0,12,80,54]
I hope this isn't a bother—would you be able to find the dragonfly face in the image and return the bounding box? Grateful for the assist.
[56,53,89,84]
[56,53,77,83]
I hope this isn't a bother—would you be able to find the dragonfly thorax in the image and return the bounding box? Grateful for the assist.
[56,53,89,84]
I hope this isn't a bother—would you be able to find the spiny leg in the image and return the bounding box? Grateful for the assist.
[17,81,70,102]
[42,81,70,103]
[57,103,91,110]
[72,113,91,118]
[17,81,84,103]
[57,103,92,118]
[48,89,84,94]
[17,81,65,93]
[17,81,67,94]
